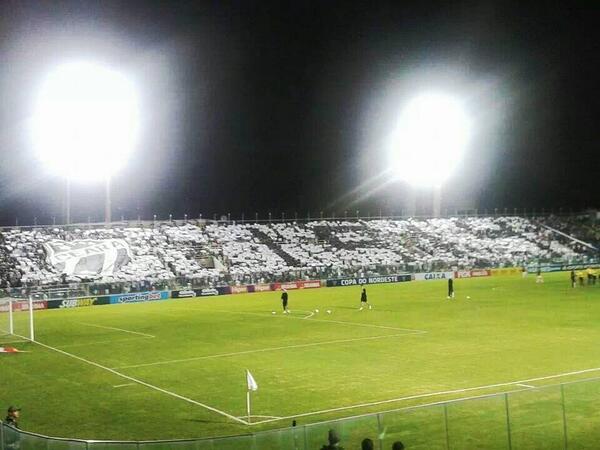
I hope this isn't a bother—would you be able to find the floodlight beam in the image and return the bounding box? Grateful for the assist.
[388,92,471,217]
[32,62,140,224]
[389,92,471,189]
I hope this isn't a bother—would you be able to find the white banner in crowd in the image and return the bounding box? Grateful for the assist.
[414,271,455,281]
[43,239,132,277]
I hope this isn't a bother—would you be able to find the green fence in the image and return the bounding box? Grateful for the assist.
[3,377,600,449]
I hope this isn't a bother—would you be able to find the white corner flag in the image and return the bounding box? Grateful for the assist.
[246,370,258,424]
[247,370,258,391]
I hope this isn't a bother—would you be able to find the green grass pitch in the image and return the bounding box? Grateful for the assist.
[2,272,600,447]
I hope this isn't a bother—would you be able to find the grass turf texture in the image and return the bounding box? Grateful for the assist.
[2,272,600,447]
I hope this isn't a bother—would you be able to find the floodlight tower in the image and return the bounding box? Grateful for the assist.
[32,62,139,224]
[388,92,471,217]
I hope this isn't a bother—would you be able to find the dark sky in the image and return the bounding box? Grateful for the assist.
[0,0,598,225]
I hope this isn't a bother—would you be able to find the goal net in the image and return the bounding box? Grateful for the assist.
[0,298,35,342]
[0,298,13,337]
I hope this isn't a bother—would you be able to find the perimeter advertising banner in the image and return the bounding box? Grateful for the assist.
[522,263,599,273]
[490,267,523,276]
[231,286,249,294]
[109,290,169,304]
[560,263,600,271]
[217,286,232,295]
[470,269,491,277]
[414,271,455,281]
[455,270,472,278]
[270,280,322,290]
[252,284,273,292]
[171,288,220,298]
[47,296,110,309]
[326,274,411,287]
[522,263,600,273]
[0,300,48,313]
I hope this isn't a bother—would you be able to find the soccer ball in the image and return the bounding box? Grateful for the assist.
[326,310,332,314]
[271,311,276,315]
[315,309,319,313]
[466,296,471,299]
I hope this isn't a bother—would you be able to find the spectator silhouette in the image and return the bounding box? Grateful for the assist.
[361,438,374,450]
[320,429,344,450]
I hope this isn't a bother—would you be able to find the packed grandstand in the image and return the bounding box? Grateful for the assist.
[0,214,597,298]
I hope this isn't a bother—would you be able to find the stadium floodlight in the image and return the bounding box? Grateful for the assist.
[388,92,471,188]
[31,62,140,223]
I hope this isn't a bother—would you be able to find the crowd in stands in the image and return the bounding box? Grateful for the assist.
[540,214,600,249]
[0,216,597,295]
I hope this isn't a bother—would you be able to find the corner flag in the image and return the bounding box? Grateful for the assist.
[246,370,258,391]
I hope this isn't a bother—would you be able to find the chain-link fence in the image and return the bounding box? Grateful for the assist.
[2,376,600,449]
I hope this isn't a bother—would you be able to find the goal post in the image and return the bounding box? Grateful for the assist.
[0,297,35,341]
[0,299,12,336]
[28,296,35,341]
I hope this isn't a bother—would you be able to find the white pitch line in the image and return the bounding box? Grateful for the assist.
[11,332,248,426]
[297,310,315,319]
[113,332,422,370]
[249,386,537,426]
[113,383,136,388]
[78,322,156,338]
[57,336,154,349]
[238,415,284,420]
[209,308,428,333]
[246,366,600,425]
[516,383,536,388]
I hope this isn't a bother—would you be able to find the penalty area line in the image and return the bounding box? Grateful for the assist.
[113,331,423,370]
[209,308,428,333]
[57,336,154,349]
[78,322,156,338]
[11,332,248,426]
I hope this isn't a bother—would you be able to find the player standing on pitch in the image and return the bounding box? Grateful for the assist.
[536,268,544,284]
[281,288,289,314]
[359,287,372,310]
[447,278,455,299]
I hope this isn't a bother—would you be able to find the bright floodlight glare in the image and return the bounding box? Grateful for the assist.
[32,62,139,182]
[389,92,471,188]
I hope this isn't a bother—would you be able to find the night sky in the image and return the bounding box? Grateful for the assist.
[0,1,598,225]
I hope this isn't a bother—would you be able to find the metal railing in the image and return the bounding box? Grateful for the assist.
[1,209,597,229]
[2,256,599,300]
[3,376,600,449]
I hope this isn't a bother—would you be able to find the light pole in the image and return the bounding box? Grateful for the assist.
[65,178,71,225]
[105,177,112,224]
